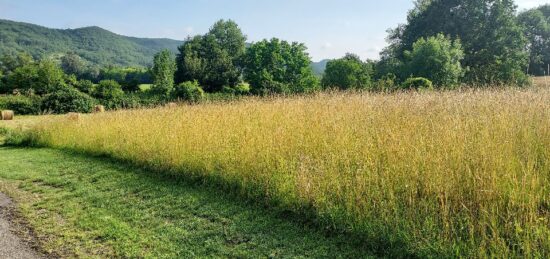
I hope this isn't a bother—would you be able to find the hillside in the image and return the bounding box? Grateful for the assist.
[311,59,329,76]
[0,19,183,67]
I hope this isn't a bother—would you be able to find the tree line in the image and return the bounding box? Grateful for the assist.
[0,1,548,115]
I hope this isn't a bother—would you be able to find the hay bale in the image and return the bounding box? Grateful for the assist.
[66,112,81,121]
[0,110,14,120]
[166,102,178,108]
[93,105,105,113]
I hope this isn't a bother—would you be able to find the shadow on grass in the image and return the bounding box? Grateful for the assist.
[0,147,405,258]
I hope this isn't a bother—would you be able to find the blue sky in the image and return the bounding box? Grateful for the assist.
[0,0,546,61]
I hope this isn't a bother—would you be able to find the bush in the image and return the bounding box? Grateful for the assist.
[401,77,433,90]
[322,53,373,90]
[93,80,125,109]
[404,34,464,88]
[235,82,251,95]
[75,80,95,94]
[174,81,205,103]
[0,95,42,115]
[41,87,95,114]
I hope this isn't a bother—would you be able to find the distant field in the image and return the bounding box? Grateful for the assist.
[19,87,550,257]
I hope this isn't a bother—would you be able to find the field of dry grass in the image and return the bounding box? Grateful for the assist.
[16,87,550,257]
[533,76,550,87]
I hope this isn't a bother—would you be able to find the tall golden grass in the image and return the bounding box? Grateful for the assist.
[27,87,549,257]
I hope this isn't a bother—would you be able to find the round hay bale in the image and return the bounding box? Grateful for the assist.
[166,102,178,108]
[93,105,105,113]
[1,110,14,120]
[66,112,81,121]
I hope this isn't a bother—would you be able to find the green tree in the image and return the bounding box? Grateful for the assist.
[518,5,550,76]
[175,20,246,92]
[403,34,464,87]
[35,60,66,95]
[93,80,125,109]
[0,52,34,76]
[322,53,373,90]
[61,52,85,76]
[41,87,96,114]
[385,0,529,85]
[242,38,319,94]
[6,60,65,95]
[151,49,176,97]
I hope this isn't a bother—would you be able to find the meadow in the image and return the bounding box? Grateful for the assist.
[15,86,549,257]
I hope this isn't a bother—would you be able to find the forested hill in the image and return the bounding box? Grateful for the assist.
[0,19,183,67]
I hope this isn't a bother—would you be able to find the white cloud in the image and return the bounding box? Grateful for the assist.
[321,42,332,50]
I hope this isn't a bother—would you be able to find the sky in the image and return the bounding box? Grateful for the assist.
[0,0,547,61]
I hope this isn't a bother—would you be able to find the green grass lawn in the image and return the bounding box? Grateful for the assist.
[0,147,374,258]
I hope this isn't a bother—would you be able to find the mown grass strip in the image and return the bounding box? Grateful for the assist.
[0,147,375,258]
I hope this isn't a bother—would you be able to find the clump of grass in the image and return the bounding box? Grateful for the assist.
[25,87,550,257]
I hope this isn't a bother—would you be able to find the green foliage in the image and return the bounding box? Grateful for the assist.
[6,59,65,95]
[385,0,529,85]
[234,82,251,95]
[0,95,42,115]
[401,77,433,90]
[0,51,34,75]
[175,20,246,92]
[518,5,550,76]
[173,81,205,102]
[61,52,86,76]
[93,80,124,109]
[41,86,95,114]
[322,53,373,90]
[151,50,176,97]
[75,79,95,94]
[403,34,464,88]
[242,38,319,95]
[0,19,183,67]
[98,66,151,92]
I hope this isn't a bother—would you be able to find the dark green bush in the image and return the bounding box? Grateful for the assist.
[0,95,42,115]
[401,77,433,90]
[174,81,205,102]
[75,79,95,94]
[41,87,96,114]
[93,80,125,109]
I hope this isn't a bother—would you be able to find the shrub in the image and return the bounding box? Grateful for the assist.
[75,80,95,94]
[174,81,205,103]
[94,80,125,109]
[41,87,95,114]
[235,82,251,95]
[401,77,433,90]
[322,53,373,90]
[0,95,42,115]
[404,34,464,88]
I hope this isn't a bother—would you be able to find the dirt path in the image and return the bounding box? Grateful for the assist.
[0,192,43,259]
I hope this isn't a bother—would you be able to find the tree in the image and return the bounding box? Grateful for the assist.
[6,59,65,95]
[322,53,373,90]
[385,0,529,85]
[61,52,85,76]
[0,52,34,76]
[518,5,550,76]
[242,38,319,94]
[151,49,176,97]
[175,20,246,92]
[403,34,464,87]
[35,60,66,95]
[93,80,125,109]
[41,87,96,114]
